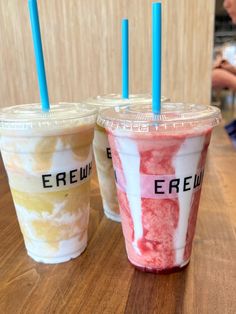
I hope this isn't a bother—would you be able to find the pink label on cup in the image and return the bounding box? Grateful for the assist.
[114,168,204,199]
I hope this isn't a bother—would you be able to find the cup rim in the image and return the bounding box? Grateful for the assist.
[0,102,97,131]
[97,102,222,133]
[85,93,169,109]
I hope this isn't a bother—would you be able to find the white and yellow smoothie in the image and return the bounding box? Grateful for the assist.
[0,103,97,263]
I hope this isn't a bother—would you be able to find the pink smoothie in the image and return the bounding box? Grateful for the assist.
[108,128,212,273]
[98,102,221,273]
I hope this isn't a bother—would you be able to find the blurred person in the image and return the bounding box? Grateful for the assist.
[212,0,236,90]
[224,0,236,23]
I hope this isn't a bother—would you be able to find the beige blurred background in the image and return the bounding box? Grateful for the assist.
[0,0,215,108]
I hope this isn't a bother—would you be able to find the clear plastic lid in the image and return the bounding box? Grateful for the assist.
[0,103,97,132]
[97,102,221,133]
[85,93,169,110]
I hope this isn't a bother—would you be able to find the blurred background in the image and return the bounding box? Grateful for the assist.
[0,0,235,127]
[0,0,214,108]
[213,0,236,124]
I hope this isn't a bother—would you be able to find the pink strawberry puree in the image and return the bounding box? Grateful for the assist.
[108,129,212,273]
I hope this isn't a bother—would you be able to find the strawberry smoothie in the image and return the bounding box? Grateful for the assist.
[98,102,221,273]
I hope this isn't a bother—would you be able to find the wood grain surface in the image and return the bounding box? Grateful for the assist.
[0,0,215,107]
[0,124,235,314]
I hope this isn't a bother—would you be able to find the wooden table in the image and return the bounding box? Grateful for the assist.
[0,124,236,314]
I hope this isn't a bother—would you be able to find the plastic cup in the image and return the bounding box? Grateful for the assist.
[0,103,97,264]
[86,94,169,222]
[98,102,221,273]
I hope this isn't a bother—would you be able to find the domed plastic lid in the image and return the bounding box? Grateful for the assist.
[97,102,221,133]
[85,93,169,110]
[0,103,97,132]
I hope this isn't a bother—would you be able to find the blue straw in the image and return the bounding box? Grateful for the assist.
[122,19,129,99]
[28,0,50,112]
[152,2,162,115]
